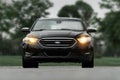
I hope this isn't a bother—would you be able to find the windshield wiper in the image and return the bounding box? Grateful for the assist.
[33,29,48,31]
[60,28,80,31]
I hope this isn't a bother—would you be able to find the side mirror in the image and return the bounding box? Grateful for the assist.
[87,27,97,33]
[21,27,30,33]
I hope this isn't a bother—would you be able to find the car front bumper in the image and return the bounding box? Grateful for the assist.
[22,36,93,62]
[22,43,91,62]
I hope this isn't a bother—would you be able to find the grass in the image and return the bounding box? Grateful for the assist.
[0,56,22,66]
[0,56,120,66]
[95,57,120,66]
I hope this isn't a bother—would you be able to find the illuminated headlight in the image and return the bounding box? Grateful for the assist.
[23,35,39,45]
[77,35,91,48]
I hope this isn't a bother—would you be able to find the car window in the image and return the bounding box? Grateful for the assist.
[32,20,84,31]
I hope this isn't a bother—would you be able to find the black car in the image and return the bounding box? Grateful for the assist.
[21,18,96,68]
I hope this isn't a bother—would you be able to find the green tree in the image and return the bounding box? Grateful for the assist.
[100,0,120,10]
[99,0,120,57]
[75,0,94,21]
[58,5,81,18]
[58,0,94,23]
[0,1,12,39]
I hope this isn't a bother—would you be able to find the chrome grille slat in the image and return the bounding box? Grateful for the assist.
[43,44,70,47]
[43,40,72,41]
[39,37,76,48]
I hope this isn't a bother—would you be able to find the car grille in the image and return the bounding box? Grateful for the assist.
[39,37,76,48]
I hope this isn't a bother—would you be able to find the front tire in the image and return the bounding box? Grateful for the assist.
[22,60,38,68]
[82,50,94,68]
[82,58,93,68]
[22,52,38,68]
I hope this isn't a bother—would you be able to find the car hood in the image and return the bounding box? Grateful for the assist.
[27,30,84,38]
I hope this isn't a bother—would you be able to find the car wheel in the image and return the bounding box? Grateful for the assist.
[82,58,93,68]
[22,60,38,68]
[22,53,38,68]
[82,51,94,68]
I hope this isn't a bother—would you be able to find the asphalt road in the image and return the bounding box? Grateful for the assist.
[0,66,120,80]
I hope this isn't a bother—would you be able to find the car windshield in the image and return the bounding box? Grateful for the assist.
[32,20,84,31]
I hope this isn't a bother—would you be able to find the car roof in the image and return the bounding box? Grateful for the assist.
[38,17,82,21]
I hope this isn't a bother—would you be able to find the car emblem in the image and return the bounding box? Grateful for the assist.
[55,41,61,44]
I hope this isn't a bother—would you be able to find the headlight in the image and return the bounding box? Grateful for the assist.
[77,36,91,44]
[23,35,39,45]
[77,35,91,48]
